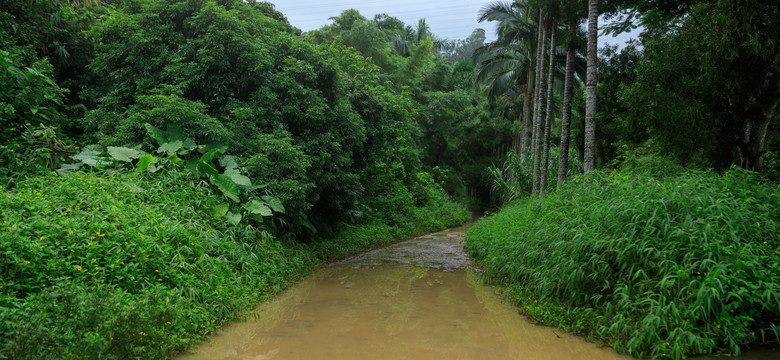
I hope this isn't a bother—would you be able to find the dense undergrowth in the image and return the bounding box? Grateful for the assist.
[0,169,468,359]
[466,158,780,359]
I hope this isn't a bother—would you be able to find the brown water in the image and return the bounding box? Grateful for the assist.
[177,227,778,360]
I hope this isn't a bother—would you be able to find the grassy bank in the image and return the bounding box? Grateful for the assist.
[465,162,779,359]
[0,170,469,359]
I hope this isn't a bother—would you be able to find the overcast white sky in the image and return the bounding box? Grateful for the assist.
[265,0,639,47]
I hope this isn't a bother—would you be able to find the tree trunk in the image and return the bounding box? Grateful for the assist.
[738,54,779,173]
[558,47,575,189]
[540,22,556,195]
[583,0,598,173]
[519,71,533,164]
[532,10,547,194]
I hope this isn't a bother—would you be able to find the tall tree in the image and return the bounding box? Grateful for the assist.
[531,9,547,194]
[540,18,557,194]
[476,0,538,162]
[583,0,598,173]
[557,0,586,187]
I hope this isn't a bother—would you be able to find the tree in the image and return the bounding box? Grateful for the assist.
[531,9,547,194]
[619,0,778,172]
[539,17,557,194]
[475,0,538,162]
[583,0,598,173]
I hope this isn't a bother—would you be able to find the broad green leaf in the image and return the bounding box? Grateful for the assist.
[136,154,153,172]
[242,199,272,216]
[107,146,143,162]
[59,163,83,171]
[197,159,218,177]
[166,124,187,142]
[157,140,183,155]
[261,195,285,214]
[219,155,239,171]
[185,158,200,175]
[213,203,230,218]
[168,153,185,166]
[226,211,241,225]
[214,174,240,202]
[182,137,198,151]
[200,144,228,163]
[225,168,251,188]
[81,157,110,167]
[72,144,103,162]
[144,123,167,145]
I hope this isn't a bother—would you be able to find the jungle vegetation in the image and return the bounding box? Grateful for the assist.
[1,0,778,358]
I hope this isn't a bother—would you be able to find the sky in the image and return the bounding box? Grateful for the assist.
[265,0,640,47]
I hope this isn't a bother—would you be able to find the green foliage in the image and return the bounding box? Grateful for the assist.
[68,124,285,233]
[0,171,313,359]
[0,49,66,143]
[466,158,780,358]
[618,0,779,171]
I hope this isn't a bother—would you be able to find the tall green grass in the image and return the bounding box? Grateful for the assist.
[466,162,779,358]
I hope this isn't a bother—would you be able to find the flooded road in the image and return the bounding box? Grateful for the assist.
[177,226,624,359]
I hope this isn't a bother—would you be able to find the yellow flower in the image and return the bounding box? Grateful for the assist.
[689,229,693,231]
[68,230,73,234]
[158,278,162,281]
[77,266,82,271]
[39,236,44,241]
[25,261,30,264]
[716,324,721,328]
[95,267,99,270]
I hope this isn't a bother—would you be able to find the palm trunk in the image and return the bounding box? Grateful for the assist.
[540,22,556,195]
[583,0,598,173]
[532,10,547,194]
[558,46,575,189]
[519,82,532,163]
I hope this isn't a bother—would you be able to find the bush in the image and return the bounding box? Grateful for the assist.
[466,161,780,358]
[0,170,314,359]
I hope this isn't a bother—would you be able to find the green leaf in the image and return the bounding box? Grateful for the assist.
[225,168,252,188]
[168,153,185,166]
[166,124,187,142]
[157,140,183,155]
[144,123,167,145]
[242,199,272,216]
[107,146,143,162]
[182,137,198,151]
[219,155,239,171]
[72,144,103,162]
[214,174,240,202]
[197,159,218,177]
[200,144,228,163]
[226,211,242,225]
[136,154,153,172]
[213,203,230,218]
[185,158,200,175]
[261,195,285,214]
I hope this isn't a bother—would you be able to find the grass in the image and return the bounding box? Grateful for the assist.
[0,169,469,359]
[465,161,779,359]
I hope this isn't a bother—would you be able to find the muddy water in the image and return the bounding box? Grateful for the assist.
[178,227,626,359]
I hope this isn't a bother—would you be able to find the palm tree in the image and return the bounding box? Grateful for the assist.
[557,0,587,188]
[475,1,538,162]
[540,17,558,194]
[531,9,547,195]
[583,0,598,173]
